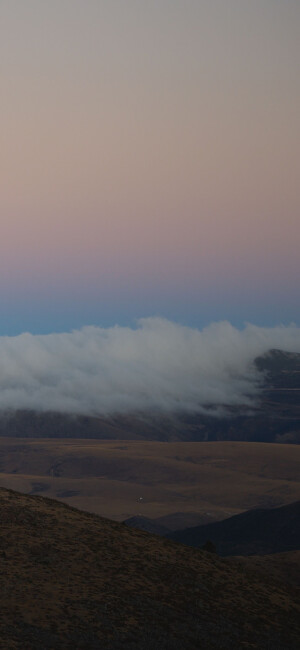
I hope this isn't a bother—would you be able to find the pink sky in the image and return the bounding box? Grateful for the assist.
[1,1,299,333]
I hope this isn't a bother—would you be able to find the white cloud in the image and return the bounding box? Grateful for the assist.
[0,318,299,416]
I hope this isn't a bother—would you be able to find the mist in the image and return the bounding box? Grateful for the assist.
[0,318,299,416]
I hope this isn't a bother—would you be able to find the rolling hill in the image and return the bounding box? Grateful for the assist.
[0,487,299,649]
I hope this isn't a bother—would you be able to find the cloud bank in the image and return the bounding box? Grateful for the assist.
[0,318,299,416]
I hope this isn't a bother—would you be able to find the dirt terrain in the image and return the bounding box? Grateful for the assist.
[0,439,299,524]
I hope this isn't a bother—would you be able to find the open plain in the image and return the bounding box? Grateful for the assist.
[0,438,299,524]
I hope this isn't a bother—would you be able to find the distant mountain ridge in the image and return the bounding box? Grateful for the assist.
[124,512,216,535]
[0,348,299,443]
[255,348,300,382]
[167,501,300,556]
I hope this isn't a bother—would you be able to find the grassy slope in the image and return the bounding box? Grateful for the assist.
[0,487,299,649]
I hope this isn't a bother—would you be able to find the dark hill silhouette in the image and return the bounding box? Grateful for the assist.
[124,515,170,536]
[0,487,299,649]
[168,501,300,556]
[0,349,299,443]
[124,512,215,535]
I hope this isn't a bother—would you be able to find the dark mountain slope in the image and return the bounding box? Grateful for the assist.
[0,488,299,649]
[168,501,300,556]
[124,512,215,535]
[124,515,171,536]
[255,348,300,387]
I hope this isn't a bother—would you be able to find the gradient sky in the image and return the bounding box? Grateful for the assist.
[1,0,299,335]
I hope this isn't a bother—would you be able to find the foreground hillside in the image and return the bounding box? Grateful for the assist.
[0,439,299,523]
[0,488,299,649]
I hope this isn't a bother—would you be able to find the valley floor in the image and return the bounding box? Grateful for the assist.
[0,438,299,525]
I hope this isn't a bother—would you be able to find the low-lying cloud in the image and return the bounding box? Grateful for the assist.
[0,318,299,416]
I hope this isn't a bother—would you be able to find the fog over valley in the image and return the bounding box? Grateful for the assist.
[0,318,299,416]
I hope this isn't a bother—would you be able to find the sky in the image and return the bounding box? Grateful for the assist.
[1,0,300,335]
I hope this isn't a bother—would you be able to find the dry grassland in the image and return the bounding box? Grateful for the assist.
[0,487,299,649]
[0,439,299,523]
